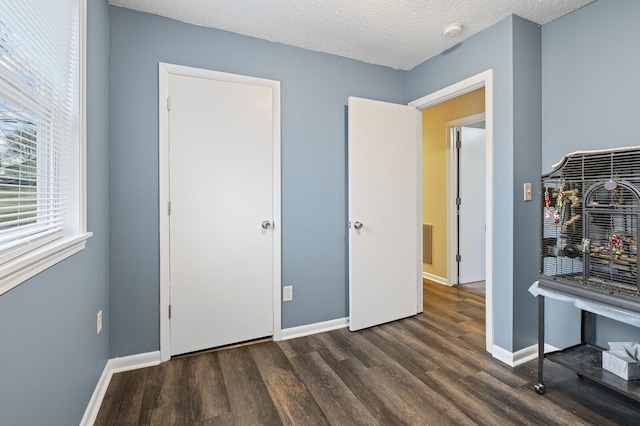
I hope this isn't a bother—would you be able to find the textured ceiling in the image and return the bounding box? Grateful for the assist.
[108,0,594,70]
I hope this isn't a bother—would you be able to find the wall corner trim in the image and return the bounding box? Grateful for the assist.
[492,343,560,367]
[80,351,161,426]
[280,317,349,341]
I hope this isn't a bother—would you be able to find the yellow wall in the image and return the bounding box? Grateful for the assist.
[422,88,485,279]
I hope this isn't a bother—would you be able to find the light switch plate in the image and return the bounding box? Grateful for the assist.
[524,182,532,201]
[283,285,293,302]
[97,310,103,334]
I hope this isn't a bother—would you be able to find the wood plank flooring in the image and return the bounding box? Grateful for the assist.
[95,280,640,425]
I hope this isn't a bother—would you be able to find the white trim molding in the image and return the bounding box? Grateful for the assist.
[492,343,560,367]
[0,233,92,295]
[81,351,161,426]
[281,317,349,340]
[422,272,449,286]
[409,69,494,355]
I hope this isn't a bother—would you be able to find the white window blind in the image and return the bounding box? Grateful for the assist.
[0,0,81,263]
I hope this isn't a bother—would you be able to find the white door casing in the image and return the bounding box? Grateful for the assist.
[458,126,486,284]
[159,63,281,360]
[410,70,494,353]
[348,96,422,331]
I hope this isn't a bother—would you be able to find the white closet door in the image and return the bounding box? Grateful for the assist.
[168,72,275,356]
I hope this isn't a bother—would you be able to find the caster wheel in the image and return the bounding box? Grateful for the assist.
[534,383,546,395]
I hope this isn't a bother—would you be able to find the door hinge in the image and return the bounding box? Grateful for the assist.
[456,197,462,206]
[168,201,172,215]
[167,96,172,111]
[168,304,171,319]
[456,254,462,262]
[456,139,462,149]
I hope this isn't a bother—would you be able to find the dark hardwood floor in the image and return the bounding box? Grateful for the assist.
[95,280,640,425]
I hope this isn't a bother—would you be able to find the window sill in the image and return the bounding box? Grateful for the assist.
[0,232,93,296]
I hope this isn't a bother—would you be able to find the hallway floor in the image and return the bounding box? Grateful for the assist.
[455,280,486,296]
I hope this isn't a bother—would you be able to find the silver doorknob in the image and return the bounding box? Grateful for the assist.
[261,220,272,229]
[354,221,363,230]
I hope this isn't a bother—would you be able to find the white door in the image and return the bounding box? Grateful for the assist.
[168,71,276,356]
[348,97,421,331]
[458,126,486,284]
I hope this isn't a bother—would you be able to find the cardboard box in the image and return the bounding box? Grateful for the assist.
[602,342,640,380]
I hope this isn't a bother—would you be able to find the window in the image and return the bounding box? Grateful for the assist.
[0,0,91,295]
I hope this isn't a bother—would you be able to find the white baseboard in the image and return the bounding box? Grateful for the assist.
[422,272,449,286]
[79,360,111,426]
[545,344,561,353]
[492,343,560,367]
[108,350,161,374]
[281,317,349,340]
[80,351,161,426]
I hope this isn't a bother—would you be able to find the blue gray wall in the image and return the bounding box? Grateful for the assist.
[511,17,543,350]
[108,6,406,357]
[408,16,542,352]
[542,0,640,347]
[0,0,111,424]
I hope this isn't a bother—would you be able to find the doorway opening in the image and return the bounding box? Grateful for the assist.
[409,70,494,353]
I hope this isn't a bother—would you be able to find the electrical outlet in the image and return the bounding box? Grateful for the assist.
[97,310,102,334]
[283,285,293,302]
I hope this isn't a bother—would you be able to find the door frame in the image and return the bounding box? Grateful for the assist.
[447,113,486,286]
[158,62,282,362]
[409,69,494,353]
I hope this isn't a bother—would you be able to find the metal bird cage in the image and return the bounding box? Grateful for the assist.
[540,147,640,310]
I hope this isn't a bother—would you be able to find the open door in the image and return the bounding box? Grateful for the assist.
[457,125,486,284]
[348,97,422,331]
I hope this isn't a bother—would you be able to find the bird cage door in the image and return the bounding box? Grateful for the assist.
[584,179,640,292]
